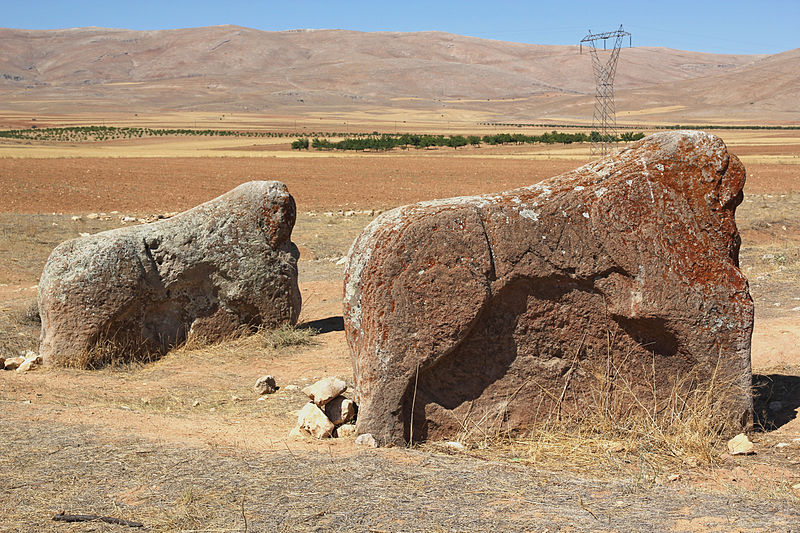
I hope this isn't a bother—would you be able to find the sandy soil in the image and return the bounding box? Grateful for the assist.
[1,130,799,531]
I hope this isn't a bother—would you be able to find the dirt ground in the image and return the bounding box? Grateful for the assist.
[2,128,800,531]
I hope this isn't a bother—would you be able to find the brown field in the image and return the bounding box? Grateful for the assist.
[1,115,799,531]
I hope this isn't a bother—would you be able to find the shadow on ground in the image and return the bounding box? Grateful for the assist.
[753,373,800,431]
[301,315,344,333]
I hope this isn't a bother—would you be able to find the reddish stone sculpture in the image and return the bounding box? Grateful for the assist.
[344,131,753,445]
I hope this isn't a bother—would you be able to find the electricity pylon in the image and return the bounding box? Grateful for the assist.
[580,25,631,155]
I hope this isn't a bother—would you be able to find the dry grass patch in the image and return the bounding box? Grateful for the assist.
[258,323,320,350]
[430,342,751,481]
[0,299,40,357]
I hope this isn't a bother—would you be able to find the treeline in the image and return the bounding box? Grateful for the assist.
[293,131,646,151]
[0,126,378,143]
[483,122,800,131]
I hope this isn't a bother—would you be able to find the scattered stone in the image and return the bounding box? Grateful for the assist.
[444,441,466,451]
[336,256,347,265]
[355,433,378,448]
[78,232,90,237]
[666,474,681,482]
[336,424,357,438]
[325,396,356,425]
[302,377,347,407]
[727,433,755,455]
[230,395,242,402]
[254,375,278,395]
[793,483,800,491]
[39,181,302,366]
[192,400,200,407]
[121,216,137,223]
[284,384,299,391]
[344,131,754,446]
[16,354,42,373]
[70,215,82,222]
[86,213,100,220]
[775,442,790,448]
[4,356,26,370]
[297,402,335,439]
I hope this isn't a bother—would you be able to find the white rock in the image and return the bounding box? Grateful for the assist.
[254,375,278,395]
[4,356,26,370]
[302,377,347,406]
[297,402,334,439]
[444,441,466,451]
[336,424,357,438]
[727,433,755,455]
[71,215,82,222]
[355,433,378,448]
[86,213,100,220]
[16,355,42,373]
[325,396,356,425]
[336,256,347,265]
[775,442,790,448]
[284,384,299,391]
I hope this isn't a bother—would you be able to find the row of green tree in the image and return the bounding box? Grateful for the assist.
[483,122,800,131]
[293,131,646,151]
[0,126,379,142]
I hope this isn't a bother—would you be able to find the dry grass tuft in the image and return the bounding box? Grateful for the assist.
[440,336,750,479]
[0,299,40,357]
[8,299,41,326]
[49,336,162,370]
[259,323,320,350]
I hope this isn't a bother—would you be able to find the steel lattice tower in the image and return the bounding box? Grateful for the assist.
[580,26,631,155]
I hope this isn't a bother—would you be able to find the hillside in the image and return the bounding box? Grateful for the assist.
[0,25,796,124]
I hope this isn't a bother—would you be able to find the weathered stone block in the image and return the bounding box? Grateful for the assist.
[39,181,300,366]
[344,131,753,445]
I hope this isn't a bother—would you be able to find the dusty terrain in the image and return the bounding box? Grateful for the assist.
[1,125,800,531]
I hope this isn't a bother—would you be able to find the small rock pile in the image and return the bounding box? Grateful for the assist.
[291,377,357,439]
[1,351,42,372]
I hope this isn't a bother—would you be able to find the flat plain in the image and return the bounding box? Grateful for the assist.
[1,114,799,531]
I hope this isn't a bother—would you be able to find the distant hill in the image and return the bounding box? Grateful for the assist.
[0,25,796,124]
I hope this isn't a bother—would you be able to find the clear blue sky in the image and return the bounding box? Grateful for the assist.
[3,0,797,55]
